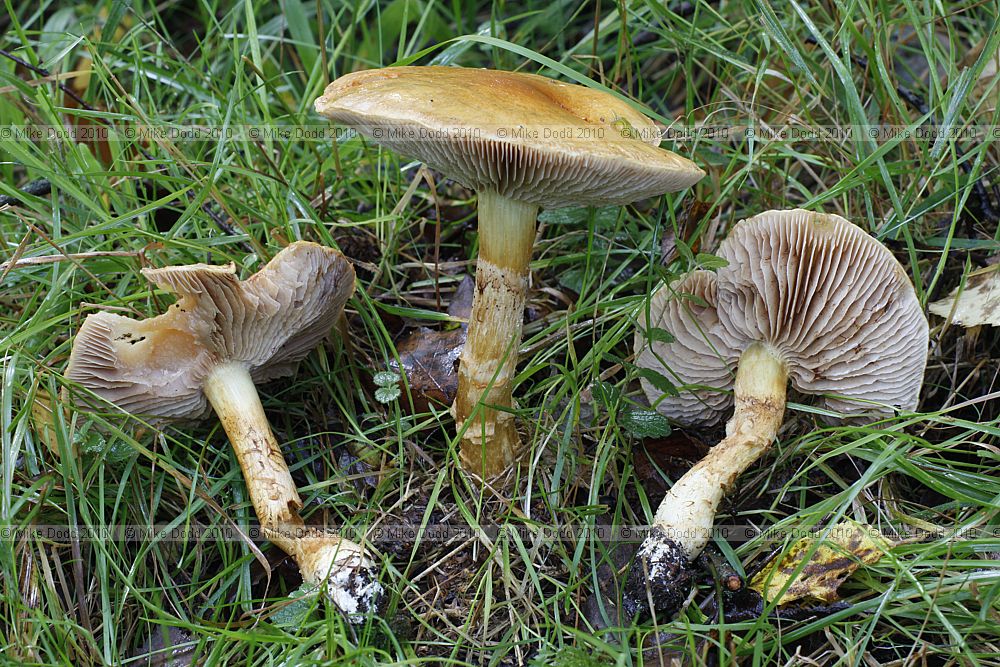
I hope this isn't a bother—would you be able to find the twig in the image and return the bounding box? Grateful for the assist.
[0,48,93,110]
[0,250,139,274]
[0,179,52,207]
[199,201,240,237]
[0,68,92,95]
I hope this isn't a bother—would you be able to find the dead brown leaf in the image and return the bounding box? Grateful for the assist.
[662,199,713,265]
[390,276,473,412]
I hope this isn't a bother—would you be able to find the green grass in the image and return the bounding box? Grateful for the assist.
[2,0,1000,664]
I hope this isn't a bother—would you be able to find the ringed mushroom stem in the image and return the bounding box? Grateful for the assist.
[624,343,787,616]
[452,190,539,479]
[202,362,379,612]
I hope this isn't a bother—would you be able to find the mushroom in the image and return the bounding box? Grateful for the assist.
[624,209,928,617]
[65,241,382,618]
[315,66,704,479]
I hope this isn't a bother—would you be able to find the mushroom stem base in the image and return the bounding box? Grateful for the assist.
[453,191,538,480]
[625,343,787,617]
[203,362,381,618]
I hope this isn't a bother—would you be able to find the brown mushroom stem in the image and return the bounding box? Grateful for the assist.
[203,362,381,617]
[623,343,787,616]
[452,190,538,479]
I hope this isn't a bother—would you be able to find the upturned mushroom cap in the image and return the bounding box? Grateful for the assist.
[636,209,929,423]
[314,66,704,208]
[66,242,355,420]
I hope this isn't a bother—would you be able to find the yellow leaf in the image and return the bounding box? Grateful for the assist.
[749,520,889,605]
[30,388,63,457]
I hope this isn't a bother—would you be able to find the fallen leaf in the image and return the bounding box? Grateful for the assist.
[662,199,712,266]
[130,626,196,667]
[30,388,62,456]
[389,276,473,412]
[63,10,135,166]
[581,499,638,630]
[620,408,672,439]
[957,35,1000,115]
[929,267,1000,327]
[270,583,321,628]
[392,327,465,411]
[445,274,474,320]
[749,520,889,605]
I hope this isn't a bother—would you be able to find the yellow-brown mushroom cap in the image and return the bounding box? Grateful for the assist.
[66,242,356,421]
[636,209,929,423]
[315,66,704,209]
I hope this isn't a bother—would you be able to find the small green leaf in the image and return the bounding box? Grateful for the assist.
[538,208,587,226]
[75,425,109,456]
[637,368,678,396]
[373,370,401,388]
[591,207,619,230]
[557,267,586,294]
[611,115,639,139]
[679,292,711,309]
[271,583,320,628]
[674,238,695,264]
[375,385,401,403]
[695,252,729,270]
[621,408,672,438]
[105,439,134,466]
[646,327,675,344]
[590,381,621,409]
